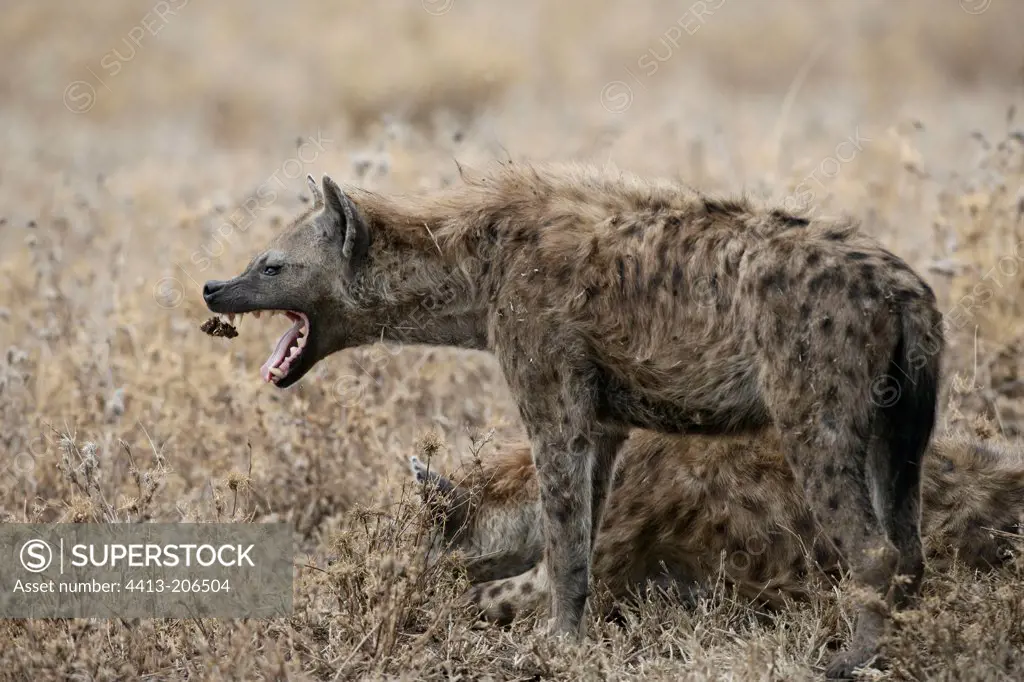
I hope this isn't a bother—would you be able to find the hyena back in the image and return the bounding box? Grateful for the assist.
[203,163,943,676]
[411,426,1023,621]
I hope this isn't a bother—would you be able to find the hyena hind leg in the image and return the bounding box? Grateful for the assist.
[465,563,550,625]
[779,426,900,679]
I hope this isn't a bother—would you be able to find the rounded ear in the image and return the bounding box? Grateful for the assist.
[306,174,324,207]
[320,174,370,275]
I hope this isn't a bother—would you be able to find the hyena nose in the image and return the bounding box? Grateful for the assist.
[202,280,226,302]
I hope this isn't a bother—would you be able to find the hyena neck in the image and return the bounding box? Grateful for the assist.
[350,187,508,351]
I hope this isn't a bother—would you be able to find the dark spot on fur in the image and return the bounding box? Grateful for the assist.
[824,229,846,241]
[806,252,821,267]
[556,265,572,286]
[488,585,504,599]
[799,303,811,322]
[820,315,833,333]
[497,601,515,623]
[638,518,663,548]
[739,494,763,513]
[520,581,533,595]
[773,316,786,341]
[848,251,870,261]
[759,268,786,296]
[881,251,911,272]
[808,269,843,295]
[616,257,626,291]
[672,264,684,296]
[824,463,836,478]
[666,215,682,229]
[771,209,810,228]
[703,197,747,217]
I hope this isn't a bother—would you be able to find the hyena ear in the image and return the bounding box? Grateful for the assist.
[306,174,324,208]
[320,174,370,275]
[409,455,455,494]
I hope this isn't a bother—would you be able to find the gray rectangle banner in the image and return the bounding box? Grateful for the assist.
[0,523,293,618]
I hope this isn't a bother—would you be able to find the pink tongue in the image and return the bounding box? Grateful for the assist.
[260,323,300,382]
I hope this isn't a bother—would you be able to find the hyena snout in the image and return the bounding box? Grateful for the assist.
[202,279,227,302]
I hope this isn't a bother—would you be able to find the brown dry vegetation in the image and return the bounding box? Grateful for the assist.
[1,1,1023,679]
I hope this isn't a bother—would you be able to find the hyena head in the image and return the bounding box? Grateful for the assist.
[409,446,547,582]
[202,174,467,388]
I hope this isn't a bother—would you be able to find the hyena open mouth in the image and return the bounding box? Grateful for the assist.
[221,310,310,384]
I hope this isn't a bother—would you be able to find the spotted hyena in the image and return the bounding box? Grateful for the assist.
[203,163,943,676]
[411,423,1024,627]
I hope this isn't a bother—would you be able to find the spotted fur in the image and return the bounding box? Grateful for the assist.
[206,162,943,676]
[414,427,1022,622]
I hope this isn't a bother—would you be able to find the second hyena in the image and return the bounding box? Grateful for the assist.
[203,163,943,676]
[410,424,1024,625]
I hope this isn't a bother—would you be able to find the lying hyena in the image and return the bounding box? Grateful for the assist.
[410,425,1024,625]
[203,163,942,676]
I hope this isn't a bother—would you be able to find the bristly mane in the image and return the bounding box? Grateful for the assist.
[343,161,767,264]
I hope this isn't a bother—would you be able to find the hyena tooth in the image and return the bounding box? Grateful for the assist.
[227,313,235,324]
[269,367,284,377]
[253,311,261,319]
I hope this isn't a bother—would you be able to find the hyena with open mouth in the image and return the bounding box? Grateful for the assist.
[204,163,942,676]
[409,425,1024,626]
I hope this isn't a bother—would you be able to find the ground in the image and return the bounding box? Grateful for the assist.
[1,1,1023,679]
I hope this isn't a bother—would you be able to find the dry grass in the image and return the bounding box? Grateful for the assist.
[1,1,1024,679]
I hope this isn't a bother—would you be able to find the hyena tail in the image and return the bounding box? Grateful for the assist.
[887,304,943,498]
[873,301,943,552]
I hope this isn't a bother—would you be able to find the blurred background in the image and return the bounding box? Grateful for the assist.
[1,1,1024,678]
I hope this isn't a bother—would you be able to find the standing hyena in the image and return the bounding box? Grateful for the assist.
[203,163,943,677]
[409,425,1024,624]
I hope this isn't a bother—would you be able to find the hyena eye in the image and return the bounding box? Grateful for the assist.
[262,265,281,276]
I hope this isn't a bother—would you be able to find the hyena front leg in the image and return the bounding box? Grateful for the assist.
[529,423,626,638]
